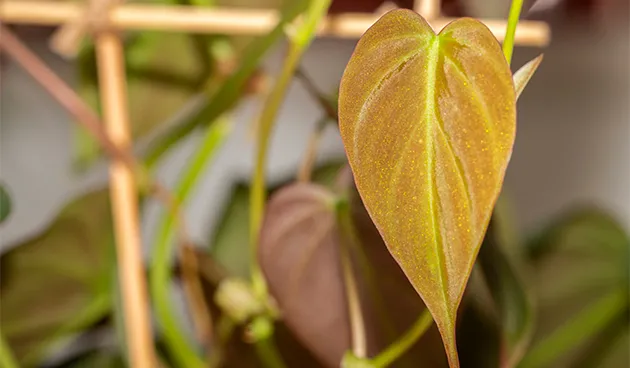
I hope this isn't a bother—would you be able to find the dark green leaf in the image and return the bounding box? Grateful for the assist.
[521,208,630,367]
[526,208,629,263]
[519,290,628,368]
[0,183,11,224]
[0,190,114,365]
[52,350,126,368]
[478,215,533,367]
[212,185,251,279]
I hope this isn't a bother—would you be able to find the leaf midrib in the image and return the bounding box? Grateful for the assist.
[426,37,452,319]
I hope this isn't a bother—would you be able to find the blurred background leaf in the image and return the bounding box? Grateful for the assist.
[209,161,344,279]
[0,189,115,365]
[0,183,12,224]
[258,182,355,367]
[520,208,630,368]
[51,350,126,368]
[477,212,534,368]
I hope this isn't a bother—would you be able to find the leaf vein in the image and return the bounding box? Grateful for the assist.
[443,55,498,167]
[352,50,423,160]
[433,108,474,223]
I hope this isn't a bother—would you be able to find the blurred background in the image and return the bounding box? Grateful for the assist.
[1,0,628,367]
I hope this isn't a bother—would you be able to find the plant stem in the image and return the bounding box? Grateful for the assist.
[572,306,629,368]
[295,67,337,120]
[207,315,236,368]
[519,289,628,368]
[151,117,232,368]
[127,65,200,89]
[249,0,332,298]
[0,331,19,368]
[371,309,434,368]
[24,293,112,365]
[248,43,301,296]
[297,116,329,182]
[255,334,287,368]
[503,0,524,65]
[337,204,368,358]
[337,197,399,353]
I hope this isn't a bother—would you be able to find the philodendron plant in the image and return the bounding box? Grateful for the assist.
[337,8,542,368]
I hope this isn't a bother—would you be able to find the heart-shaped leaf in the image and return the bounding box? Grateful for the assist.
[210,162,345,279]
[258,183,353,367]
[338,9,516,366]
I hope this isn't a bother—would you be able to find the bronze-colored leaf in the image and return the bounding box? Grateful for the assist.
[0,190,114,365]
[258,183,351,367]
[210,162,346,279]
[338,9,516,366]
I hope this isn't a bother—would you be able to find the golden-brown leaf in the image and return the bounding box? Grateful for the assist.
[338,9,516,367]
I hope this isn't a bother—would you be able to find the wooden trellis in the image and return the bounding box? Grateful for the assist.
[0,1,551,367]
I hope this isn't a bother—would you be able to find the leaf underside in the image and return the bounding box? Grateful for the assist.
[338,9,516,367]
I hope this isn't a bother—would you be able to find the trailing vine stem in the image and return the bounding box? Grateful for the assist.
[297,116,330,182]
[0,331,19,368]
[371,310,433,368]
[247,0,332,366]
[248,0,332,299]
[150,117,233,368]
[336,200,368,358]
[503,0,524,65]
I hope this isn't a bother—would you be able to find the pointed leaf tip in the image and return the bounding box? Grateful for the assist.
[514,54,544,99]
[338,9,516,367]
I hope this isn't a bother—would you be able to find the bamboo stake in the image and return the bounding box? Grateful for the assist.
[94,29,155,368]
[0,2,552,46]
[414,0,440,20]
[49,0,122,58]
